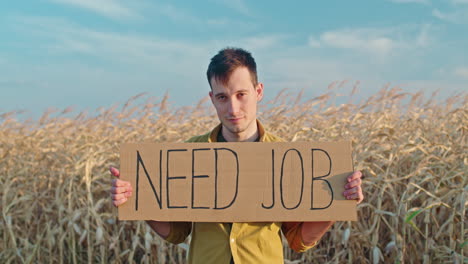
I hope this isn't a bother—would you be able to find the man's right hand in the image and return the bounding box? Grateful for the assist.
[109,166,171,239]
[109,167,133,207]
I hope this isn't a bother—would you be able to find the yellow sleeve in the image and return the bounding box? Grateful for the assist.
[283,222,317,253]
[164,222,192,244]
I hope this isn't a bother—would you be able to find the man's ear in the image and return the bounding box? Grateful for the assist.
[256,83,264,102]
[209,91,214,103]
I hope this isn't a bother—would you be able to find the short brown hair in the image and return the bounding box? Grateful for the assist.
[206,47,258,89]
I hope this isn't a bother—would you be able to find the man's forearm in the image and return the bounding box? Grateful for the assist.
[301,221,335,245]
[146,221,171,239]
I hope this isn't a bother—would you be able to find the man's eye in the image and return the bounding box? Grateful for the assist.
[217,96,226,100]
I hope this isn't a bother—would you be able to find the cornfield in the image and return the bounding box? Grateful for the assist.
[1,86,467,263]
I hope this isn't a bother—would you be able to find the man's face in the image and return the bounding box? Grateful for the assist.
[209,67,264,136]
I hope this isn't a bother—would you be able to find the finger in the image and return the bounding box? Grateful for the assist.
[112,193,129,200]
[357,192,364,204]
[110,186,129,194]
[118,190,133,198]
[345,178,362,189]
[125,190,133,197]
[347,171,362,182]
[109,166,120,177]
[345,192,359,200]
[112,179,131,188]
[113,197,128,207]
[345,190,364,202]
[343,186,360,197]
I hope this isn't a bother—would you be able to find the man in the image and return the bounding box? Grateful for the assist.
[110,47,364,263]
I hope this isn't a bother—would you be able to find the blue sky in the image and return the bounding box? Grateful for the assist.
[1,0,467,118]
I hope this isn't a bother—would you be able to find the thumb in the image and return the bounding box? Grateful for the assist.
[109,166,120,177]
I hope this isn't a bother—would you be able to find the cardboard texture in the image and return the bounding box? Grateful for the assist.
[119,141,357,222]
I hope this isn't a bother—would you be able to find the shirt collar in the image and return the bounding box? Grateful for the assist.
[209,119,266,142]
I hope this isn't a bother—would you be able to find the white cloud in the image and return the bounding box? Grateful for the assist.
[454,67,468,78]
[238,35,287,50]
[158,4,204,25]
[11,15,208,66]
[262,56,358,87]
[4,13,461,116]
[9,14,284,80]
[49,0,140,20]
[321,30,394,56]
[308,25,433,59]
[48,0,254,32]
[432,9,453,21]
[432,8,468,23]
[307,36,321,48]
[416,24,431,47]
[452,0,468,4]
[216,0,251,16]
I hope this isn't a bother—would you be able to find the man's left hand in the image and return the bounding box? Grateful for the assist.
[343,171,364,204]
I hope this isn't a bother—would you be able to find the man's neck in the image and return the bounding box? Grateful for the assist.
[221,125,259,142]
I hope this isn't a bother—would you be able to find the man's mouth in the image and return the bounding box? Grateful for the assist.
[227,117,243,123]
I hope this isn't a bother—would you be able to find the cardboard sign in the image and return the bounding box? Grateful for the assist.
[119,141,356,222]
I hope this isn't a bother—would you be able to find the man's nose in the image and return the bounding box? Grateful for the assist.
[227,98,240,115]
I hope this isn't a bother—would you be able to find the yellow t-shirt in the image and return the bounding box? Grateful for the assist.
[165,120,316,264]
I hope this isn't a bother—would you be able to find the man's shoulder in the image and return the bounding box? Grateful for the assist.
[263,131,285,142]
[185,131,211,143]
